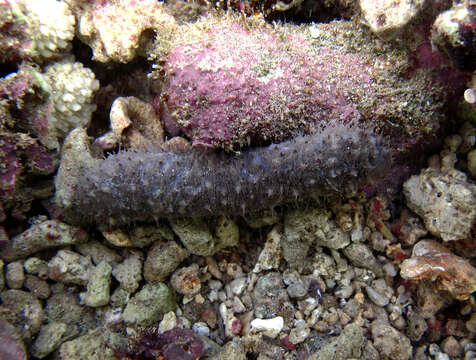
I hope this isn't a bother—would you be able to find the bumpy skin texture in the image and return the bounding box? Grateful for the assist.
[73,122,387,226]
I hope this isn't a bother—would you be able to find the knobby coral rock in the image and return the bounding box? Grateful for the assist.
[400,239,476,300]
[27,60,100,150]
[0,0,75,63]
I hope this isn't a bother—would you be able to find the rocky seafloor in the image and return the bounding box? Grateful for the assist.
[1,0,476,359]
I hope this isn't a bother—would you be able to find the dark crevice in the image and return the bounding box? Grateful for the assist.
[71,38,160,140]
[0,61,18,77]
[264,0,347,24]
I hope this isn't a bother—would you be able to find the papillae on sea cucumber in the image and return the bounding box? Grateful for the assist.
[70,121,389,226]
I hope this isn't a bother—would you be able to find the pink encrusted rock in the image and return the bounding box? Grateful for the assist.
[161,18,374,150]
[400,239,476,300]
[66,0,177,63]
[0,318,26,360]
[0,131,55,219]
[160,16,444,151]
[0,134,21,200]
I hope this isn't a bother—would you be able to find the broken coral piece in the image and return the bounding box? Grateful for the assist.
[66,0,177,63]
[403,167,476,242]
[94,96,164,151]
[400,239,476,300]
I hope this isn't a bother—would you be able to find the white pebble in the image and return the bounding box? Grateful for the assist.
[250,316,284,338]
[464,88,476,104]
[192,322,210,337]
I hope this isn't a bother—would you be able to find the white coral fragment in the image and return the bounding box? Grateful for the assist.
[22,0,75,59]
[40,60,99,149]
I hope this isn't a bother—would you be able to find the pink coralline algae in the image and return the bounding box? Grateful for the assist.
[0,135,19,196]
[114,327,204,360]
[159,17,445,150]
[0,132,54,219]
[0,318,26,360]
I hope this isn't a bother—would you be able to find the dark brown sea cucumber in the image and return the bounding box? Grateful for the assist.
[71,121,388,226]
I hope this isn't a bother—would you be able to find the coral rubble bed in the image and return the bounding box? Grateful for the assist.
[0,0,476,360]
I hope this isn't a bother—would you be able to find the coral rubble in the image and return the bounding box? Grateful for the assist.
[1,2,476,360]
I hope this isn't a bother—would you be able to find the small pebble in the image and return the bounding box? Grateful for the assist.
[288,323,310,344]
[250,316,284,338]
[229,277,247,296]
[441,336,463,358]
[23,257,49,279]
[170,264,201,296]
[192,322,210,337]
[6,261,25,289]
[159,311,177,333]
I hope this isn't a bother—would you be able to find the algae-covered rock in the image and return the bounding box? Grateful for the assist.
[309,323,365,360]
[210,340,246,360]
[58,327,115,360]
[253,272,289,318]
[82,261,112,307]
[160,15,444,151]
[46,290,96,341]
[253,225,282,273]
[54,128,100,216]
[122,282,175,325]
[47,249,92,286]
[76,241,122,265]
[343,243,383,276]
[0,289,44,339]
[31,322,68,359]
[371,320,413,360]
[0,220,88,261]
[403,167,476,242]
[170,216,239,256]
[283,207,350,270]
[112,250,143,292]
[5,261,25,289]
[144,241,189,282]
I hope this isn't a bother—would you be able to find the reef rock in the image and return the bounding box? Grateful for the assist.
[66,0,177,63]
[403,166,476,242]
[400,239,476,300]
[0,219,88,261]
[0,0,75,62]
[159,15,444,151]
[360,0,426,39]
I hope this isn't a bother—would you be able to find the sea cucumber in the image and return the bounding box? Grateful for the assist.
[71,121,388,226]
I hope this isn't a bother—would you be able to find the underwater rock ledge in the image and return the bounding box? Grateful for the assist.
[56,122,388,227]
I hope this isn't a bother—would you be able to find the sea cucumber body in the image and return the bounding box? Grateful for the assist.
[74,123,386,225]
